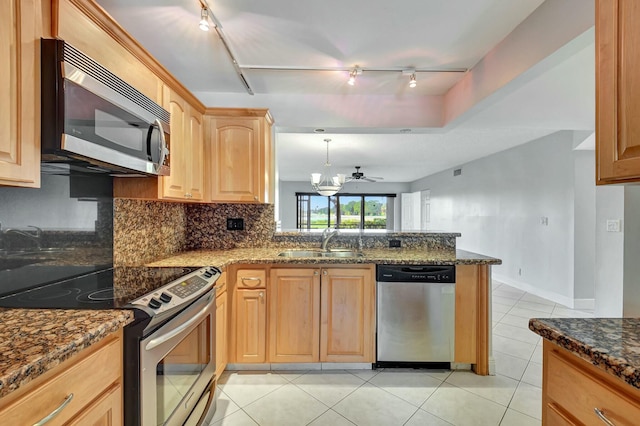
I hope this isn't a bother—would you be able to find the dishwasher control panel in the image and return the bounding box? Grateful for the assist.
[376,265,455,283]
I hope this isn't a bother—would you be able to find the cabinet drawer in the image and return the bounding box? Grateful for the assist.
[547,347,640,425]
[0,336,121,425]
[237,269,266,288]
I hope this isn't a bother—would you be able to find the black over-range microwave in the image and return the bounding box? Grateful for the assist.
[41,38,170,176]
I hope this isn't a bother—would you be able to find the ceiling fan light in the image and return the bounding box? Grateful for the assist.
[311,173,322,184]
[199,8,210,31]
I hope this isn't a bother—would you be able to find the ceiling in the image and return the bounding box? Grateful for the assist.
[96,0,595,183]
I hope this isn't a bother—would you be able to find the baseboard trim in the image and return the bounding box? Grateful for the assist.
[492,273,574,308]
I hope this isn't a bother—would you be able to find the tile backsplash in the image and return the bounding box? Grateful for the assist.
[113,200,274,265]
[113,199,187,266]
[185,203,275,250]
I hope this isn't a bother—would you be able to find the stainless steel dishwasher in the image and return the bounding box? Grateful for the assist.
[376,264,455,368]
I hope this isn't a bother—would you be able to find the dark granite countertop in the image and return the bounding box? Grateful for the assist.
[0,309,133,399]
[146,247,501,268]
[529,318,640,389]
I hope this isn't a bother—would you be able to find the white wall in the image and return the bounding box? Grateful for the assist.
[595,186,624,316]
[573,150,596,303]
[410,131,590,306]
[277,181,411,230]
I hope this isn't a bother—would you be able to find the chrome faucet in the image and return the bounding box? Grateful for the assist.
[3,226,43,250]
[321,228,339,251]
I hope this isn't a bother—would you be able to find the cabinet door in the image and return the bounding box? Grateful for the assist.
[209,117,261,202]
[161,88,189,199]
[215,283,228,377]
[269,268,320,363]
[320,267,375,363]
[597,0,640,183]
[0,0,40,188]
[68,384,123,426]
[235,289,267,363]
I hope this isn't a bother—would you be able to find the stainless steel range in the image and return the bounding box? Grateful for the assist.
[0,265,221,426]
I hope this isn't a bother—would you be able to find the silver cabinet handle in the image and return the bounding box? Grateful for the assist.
[323,270,327,275]
[314,270,319,275]
[33,393,74,426]
[594,408,616,426]
[259,291,264,298]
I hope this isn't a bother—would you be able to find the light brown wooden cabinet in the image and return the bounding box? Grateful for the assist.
[0,330,123,425]
[215,272,228,377]
[320,267,376,363]
[596,0,640,184]
[265,265,375,364]
[0,0,41,188]
[160,87,204,201]
[233,269,268,363]
[269,268,321,363]
[542,340,640,425]
[204,108,274,203]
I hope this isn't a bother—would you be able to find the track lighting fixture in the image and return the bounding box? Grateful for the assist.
[199,7,210,31]
[347,69,358,86]
[409,73,417,88]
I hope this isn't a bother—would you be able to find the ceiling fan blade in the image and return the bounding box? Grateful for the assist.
[362,177,377,182]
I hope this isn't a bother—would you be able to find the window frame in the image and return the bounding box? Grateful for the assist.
[295,192,396,230]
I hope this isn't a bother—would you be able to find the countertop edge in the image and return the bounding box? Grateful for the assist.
[0,309,134,399]
[529,318,640,390]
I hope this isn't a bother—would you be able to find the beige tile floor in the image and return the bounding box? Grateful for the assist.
[210,281,594,426]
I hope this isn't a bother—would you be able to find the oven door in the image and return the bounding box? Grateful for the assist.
[140,289,216,426]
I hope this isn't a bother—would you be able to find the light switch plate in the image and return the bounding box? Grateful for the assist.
[606,219,621,232]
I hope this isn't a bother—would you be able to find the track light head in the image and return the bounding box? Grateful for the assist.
[409,73,417,88]
[347,69,358,86]
[199,7,210,31]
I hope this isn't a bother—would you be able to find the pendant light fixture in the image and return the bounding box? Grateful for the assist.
[311,139,345,196]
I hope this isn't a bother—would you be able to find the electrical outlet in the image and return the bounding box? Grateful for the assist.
[389,239,401,248]
[606,219,621,232]
[540,216,549,226]
[227,218,244,231]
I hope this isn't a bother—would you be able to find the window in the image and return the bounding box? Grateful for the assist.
[296,193,395,230]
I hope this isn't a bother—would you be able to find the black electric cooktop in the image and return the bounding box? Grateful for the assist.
[0,266,199,309]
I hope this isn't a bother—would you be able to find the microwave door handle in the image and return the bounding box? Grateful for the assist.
[147,119,169,166]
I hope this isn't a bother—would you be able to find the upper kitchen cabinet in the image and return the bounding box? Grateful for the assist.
[159,87,204,201]
[596,0,640,184]
[205,108,275,203]
[0,0,42,188]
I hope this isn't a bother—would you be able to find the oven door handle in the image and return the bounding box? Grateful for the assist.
[145,292,214,351]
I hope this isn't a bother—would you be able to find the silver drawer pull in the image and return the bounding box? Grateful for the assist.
[594,408,616,426]
[241,277,262,285]
[33,393,74,426]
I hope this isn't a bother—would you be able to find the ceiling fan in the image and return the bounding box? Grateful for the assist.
[346,166,384,183]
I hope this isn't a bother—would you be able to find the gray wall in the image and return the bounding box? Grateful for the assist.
[277,181,411,230]
[410,131,595,306]
[573,150,596,301]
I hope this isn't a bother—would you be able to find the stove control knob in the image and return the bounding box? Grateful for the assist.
[203,272,212,278]
[159,292,172,303]
[148,297,162,309]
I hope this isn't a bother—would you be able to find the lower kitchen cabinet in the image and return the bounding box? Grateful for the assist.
[267,265,375,364]
[543,340,640,425]
[269,268,320,363]
[215,272,228,377]
[320,267,375,363]
[235,288,267,363]
[0,330,123,425]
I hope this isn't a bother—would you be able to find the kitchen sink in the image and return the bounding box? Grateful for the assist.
[277,249,364,258]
